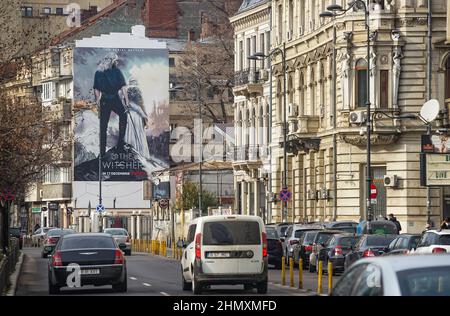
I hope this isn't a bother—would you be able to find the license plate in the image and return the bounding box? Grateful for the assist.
[80,269,100,275]
[207,252,230,258]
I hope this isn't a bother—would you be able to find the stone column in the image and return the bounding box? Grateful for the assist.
[370,49,377,108]
[241,181,247,215]
[392,45,403,109]
[254,179,260,217]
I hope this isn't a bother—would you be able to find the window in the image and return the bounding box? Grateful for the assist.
[44,166,60,183]
[260,33,265,69]
[299,1,305,33]
[55,7,64,15]
[246,38,251,68]
[278,4,283,40]
[311,0,316,30]
[239,40,243,70]
[445,57,450,100]
[22,7,33,17]
[398,267,450,296]
[380,70,389,108]
[310,69,316,115]
[42,7,51,15]
[332,264,369,296]
[356,59,368,107]
[351,264,383,296]
[288,0,294,35]
[42,82,54,102]
[61,166,71,183]
[187,225,197,244]
[299,72,305,115]
[265,31,270,68]
[169,58,175,67]
[202,221,261,245]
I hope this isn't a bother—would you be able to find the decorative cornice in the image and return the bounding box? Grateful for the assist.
[339,134,400,147]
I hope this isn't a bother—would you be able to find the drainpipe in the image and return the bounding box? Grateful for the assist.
[426,0,433,226]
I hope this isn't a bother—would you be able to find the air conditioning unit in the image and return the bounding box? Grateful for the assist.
[299,26,304,35]
[259,69,269,81]
[384,175,399,188]
[39,190,44,198]
[287,30,293,41]
[288,103,298,117]
[349,111,367,124]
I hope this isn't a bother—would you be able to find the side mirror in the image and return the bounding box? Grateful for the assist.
[119,243,127,251]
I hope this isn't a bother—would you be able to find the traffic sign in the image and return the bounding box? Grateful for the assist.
[96,204,105,213]
[370,184,378,200]
[159,199,169,209]
[279,188,292,202]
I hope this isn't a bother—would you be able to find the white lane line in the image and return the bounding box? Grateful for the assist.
[143,283,152,287]
[160,291,170,296]
[129,277,137,280]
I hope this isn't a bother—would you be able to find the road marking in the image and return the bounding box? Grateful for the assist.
[160,291,170,296]
[129,277,137,280]
[143,283,151,287]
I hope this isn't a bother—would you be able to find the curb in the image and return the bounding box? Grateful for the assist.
[268,281,328,296]
[6,252,24,296]
[134,251,179,262]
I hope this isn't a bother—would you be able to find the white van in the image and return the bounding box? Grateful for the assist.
[180,215,268,294]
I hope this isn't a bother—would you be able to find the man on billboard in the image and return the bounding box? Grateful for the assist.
[94,52,130,157]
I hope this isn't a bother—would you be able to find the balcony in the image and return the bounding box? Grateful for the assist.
[41,183,72,201]
[232,145,269,170]
[43,99,72,122]
[287,116,320,136]
[233,68,266,97]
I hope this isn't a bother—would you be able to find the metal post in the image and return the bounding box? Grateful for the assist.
[282,42,288,223]
[426,0,433,226]
[268,4,273,225]
[198,82,203,216]
[332,19,338,221]
[365,1,372,228]
[98,101,103,233]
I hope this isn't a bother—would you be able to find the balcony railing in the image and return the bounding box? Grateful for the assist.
[233,145,269,162]
[234,68,261,86]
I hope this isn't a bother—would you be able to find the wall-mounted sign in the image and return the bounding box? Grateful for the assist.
[421,134,450,187]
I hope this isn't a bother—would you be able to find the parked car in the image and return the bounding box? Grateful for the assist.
[308,230,344,273]
[383,234,422,256]
[103,228,132,256]
[9,227,24,249]
[332,254,450,296]
[322,221,358,234]
[344,234,397,269]
[32,227,56,247]
[267,222,292,242]
[41,228,75,258]
[283,224,323,264]
[293,230,320,268]
[47,233,128,294]
[265,226,283,269]
[411,229,450,254]
[180,215,268,294]
[357,220,398,235]
[317,234,360,275]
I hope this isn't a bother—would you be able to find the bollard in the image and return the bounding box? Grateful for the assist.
[281,256,286,286]
[289,257,294,287]
[328,261,333,295]
[298,258,303,289]
[317,260,323,294]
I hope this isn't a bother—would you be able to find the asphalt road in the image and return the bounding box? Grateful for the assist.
[16,247,328,296]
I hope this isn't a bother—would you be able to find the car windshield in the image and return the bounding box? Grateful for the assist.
[366,236,396,246]
[316,233,336,244]
[48,229,75,237]
[367,222,397,235]
[43,228,53,233]
[280,226,289,235]
[337,237,359,247]
[104,229,128,236]
[304,232,319,244]
[265,227,278,239]
[61,236,116,250]
[203,221,261,245]
[438,235,450,245]
[398,267,450,296]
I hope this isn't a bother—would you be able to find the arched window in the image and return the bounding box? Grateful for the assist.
[288,0,294,34]
[288,75,294,105]
[320,61,325,112]
[445,56,450,101]
[310,69,316,115]
[356,59,368,107]
[245,109,250,147]
[251,107,256,146]
[277,79,283,121]
[259,106,264,145]
[299,72,305,116]
[238,110,243,147]
[266,104,270,145]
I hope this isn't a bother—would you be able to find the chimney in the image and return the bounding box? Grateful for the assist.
[132,25,146,38]
[142,0,179,38]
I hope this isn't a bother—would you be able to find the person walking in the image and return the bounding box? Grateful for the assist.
[388,214,402,233]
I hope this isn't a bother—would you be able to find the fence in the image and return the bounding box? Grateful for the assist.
[131,239,184,260]
[0,238,20,295]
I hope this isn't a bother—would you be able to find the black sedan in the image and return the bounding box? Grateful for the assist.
[266,226,283,269]
[317,234,360,275]
[383,234,422,256]
[344,234,397,269]
[48,233,127,294]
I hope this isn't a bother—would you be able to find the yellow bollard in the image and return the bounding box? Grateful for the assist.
[298,259,303,289]
[281,256,286,286]
[328,261,333,295]
[289,257,294,287]
[318,260,323,294]
[148,240,151,253]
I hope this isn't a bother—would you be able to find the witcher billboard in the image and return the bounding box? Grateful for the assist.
[73,47,170,181]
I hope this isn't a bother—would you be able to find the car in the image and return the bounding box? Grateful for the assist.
[411,229,450,254]
[41,228,75,258]
[331,254,450,296]
[322,221,358,234]
[47,233,127,294]
[383,234,422,256]
[266,222,292,240]
[180,215,268,295]
[293,230,320,268]
[317,234,360,275]
[265,225,283,269]
[103,228,132,256]
[344,234,397,269]
[9,227,24,249]
[283,224,323,264]
[308,230,344,273]
[32,227,56,247]
[357,220,398,235]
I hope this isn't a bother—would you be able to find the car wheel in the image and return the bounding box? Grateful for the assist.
[192,271,202,295]
[112,277,127,293]
[181,267,191,291]
[256,280,268,294]
[48,277,60,295]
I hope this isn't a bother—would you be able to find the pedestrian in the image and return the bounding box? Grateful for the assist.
[33,223,40,233]
[440,217,450,230]
[388,213,402,233]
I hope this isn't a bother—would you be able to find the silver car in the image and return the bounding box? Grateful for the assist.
[332,254,450,296]
[32,227,56,247]
[283,224,323,263]
[103,228,132,256]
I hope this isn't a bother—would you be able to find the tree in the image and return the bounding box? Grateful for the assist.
[176,181,218,215]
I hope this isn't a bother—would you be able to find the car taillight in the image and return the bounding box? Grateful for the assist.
[289,239,299,246]
[114,249,124,264]
[334,246,343,256]
[195,233,202,259]
[363,249,375,257]
[48,237,58,244]
[304,245,313,252]
[432,247,447,254]
[262,232,267,257]
[52,251,62,267]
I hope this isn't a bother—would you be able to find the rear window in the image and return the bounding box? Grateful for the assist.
[438,235,450,245]
[337,237,359,247]
[367,222,397,235]
[336,227,357,234]
[203,221,261,246]
[316,233,336,244]
[61,236,116,250]
[48,229,74,237]
[294,230,307,239]
[304,232,319,244]
[266,227,279,239]
[366,236,396,246]
[105,229,128,236]
[398,267,450,296]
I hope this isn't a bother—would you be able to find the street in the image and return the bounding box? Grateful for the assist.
[16,247,332,296]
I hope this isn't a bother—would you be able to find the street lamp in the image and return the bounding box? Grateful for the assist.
[321,0,373,224]
[169,82,204,216]
[249,43,288,223]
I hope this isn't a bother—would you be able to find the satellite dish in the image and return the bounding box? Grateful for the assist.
[420,99,440,123]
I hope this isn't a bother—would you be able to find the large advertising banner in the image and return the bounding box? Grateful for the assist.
[73,46,170,181]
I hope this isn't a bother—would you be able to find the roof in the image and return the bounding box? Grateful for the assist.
[190,214,264,224]
[64,233,111,238]
[237,0,270,14]
[358,254,450,272]
[160,160,233,173]
[426,229,450,235]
